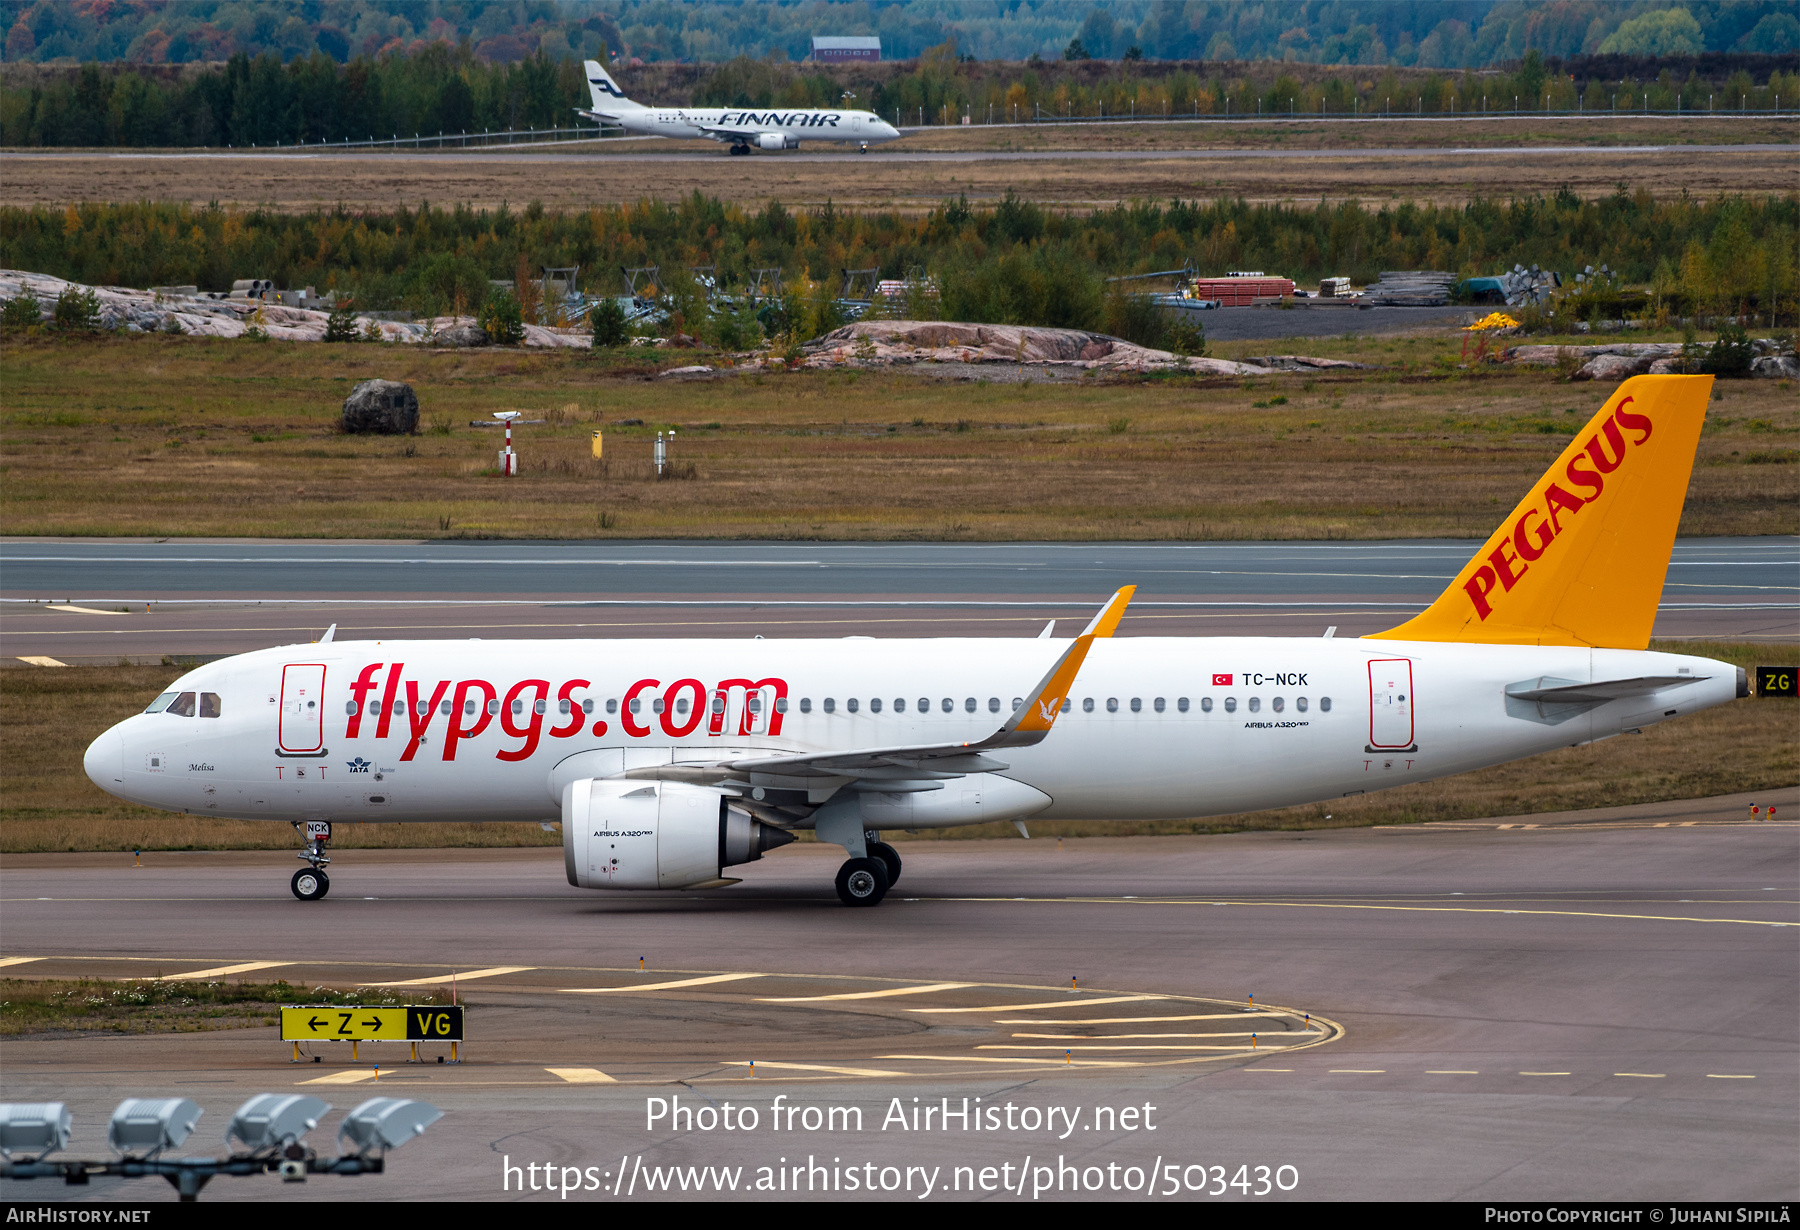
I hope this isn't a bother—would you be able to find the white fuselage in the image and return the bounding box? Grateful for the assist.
[609,105,900,148]
[84,637,1736,830]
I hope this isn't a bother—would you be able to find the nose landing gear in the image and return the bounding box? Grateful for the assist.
[292,820,332,900]
[858,141,868,153]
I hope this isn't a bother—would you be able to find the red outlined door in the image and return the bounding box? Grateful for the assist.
[279,664,327,753]
[1367,658,1415,750]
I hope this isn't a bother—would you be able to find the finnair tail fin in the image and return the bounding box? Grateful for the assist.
[582,60,643,114]
[1367,374,1711,650]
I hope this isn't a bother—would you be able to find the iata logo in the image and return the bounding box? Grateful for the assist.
[1464,398,1653,621]
[347,757,372,773]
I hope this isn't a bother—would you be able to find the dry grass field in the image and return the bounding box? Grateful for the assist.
[2,644,1792,853]
[1,332,1794,541]
[4,116,1792,212]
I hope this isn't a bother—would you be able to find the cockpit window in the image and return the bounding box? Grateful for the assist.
[167,691,197,717]
[144,692,178,714]
[199,692,222,718]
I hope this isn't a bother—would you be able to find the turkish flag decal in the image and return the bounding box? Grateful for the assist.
[1212,673,1233,686]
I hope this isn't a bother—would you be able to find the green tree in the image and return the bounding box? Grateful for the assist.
[589,296,628,347]
[1598,9,1705,56]
[478,289,525,345]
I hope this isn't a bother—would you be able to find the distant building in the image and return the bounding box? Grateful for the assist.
[810,36,880,62]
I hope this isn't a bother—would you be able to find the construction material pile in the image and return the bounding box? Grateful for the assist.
[1359,271,1457,306]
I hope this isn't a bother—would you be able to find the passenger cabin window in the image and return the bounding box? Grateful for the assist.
[987,697,1000,713]
[869,698,881,713]
[607,699,619,715]
[1201,697,1213,712]
[488,699,500,714]
[800,698,812,713]
[824,698,836,714]
[1177,697,1190,712]
[1272,697,1284,713]
[1153,697,1165,713]
[775,698,789,714]
[1223,697,1237,713]
[894,698,906,713]
[964,697,977,713]
[1248,697,1261,713]
[847,698,859,713]
[1082,698,1094,713]
[1296,697,1308,712]
[1320,697,1332,712]
[1106,698,1119,713]
[168,691,197,717]
[1130,698,1142,713]
[941,698,953,713]
[144,692,178,714]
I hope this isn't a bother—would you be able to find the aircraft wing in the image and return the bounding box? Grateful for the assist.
[626,588,1135,795]
[691,122,765,141]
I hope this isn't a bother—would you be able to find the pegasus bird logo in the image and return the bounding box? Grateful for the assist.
[1038,697,1060,723]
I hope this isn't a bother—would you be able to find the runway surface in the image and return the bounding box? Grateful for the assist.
[19,142,1793,164]
[3,788,1794,1201]
[3,538,1794,659]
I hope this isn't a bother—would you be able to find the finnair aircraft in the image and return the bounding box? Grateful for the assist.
[86,377,1741,907]
[575,59,902,154]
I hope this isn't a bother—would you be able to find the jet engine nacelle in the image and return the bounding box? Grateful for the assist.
[563,779,794,890]
[757,132,799,150]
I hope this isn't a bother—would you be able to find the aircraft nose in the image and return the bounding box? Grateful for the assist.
[84,726,123,790]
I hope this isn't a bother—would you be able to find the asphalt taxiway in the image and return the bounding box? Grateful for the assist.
[3,538,1794,661]
[2,788,1794,1201]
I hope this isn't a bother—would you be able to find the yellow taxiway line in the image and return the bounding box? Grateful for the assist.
[367,965,533,987]
[560,972,765,994]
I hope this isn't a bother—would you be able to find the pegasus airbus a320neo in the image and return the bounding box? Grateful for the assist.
[85,376,1742,906]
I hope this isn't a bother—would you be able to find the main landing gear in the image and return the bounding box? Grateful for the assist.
[834,831,903,907]
[292,821,331,901]
[729,143,751,156]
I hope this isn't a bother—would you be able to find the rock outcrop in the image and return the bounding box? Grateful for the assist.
[341,379,419,434]
[800,320,1274,375]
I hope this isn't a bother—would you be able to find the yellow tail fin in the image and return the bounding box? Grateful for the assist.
[1368,374,1711,650]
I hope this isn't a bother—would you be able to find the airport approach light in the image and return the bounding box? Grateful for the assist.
[0,1097,443,1201]
[226,1094,330,1155]
[108,1097,202,1158]
[337,1097,444,1156]
[0,1103,71,1159]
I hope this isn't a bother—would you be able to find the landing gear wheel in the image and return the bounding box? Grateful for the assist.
[834,857,889,907]
[729,143,750,156]
[291,868,329,901]
[868,841,902,888]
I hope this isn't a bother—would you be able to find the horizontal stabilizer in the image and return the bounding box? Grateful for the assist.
[1504,675,1702,705]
